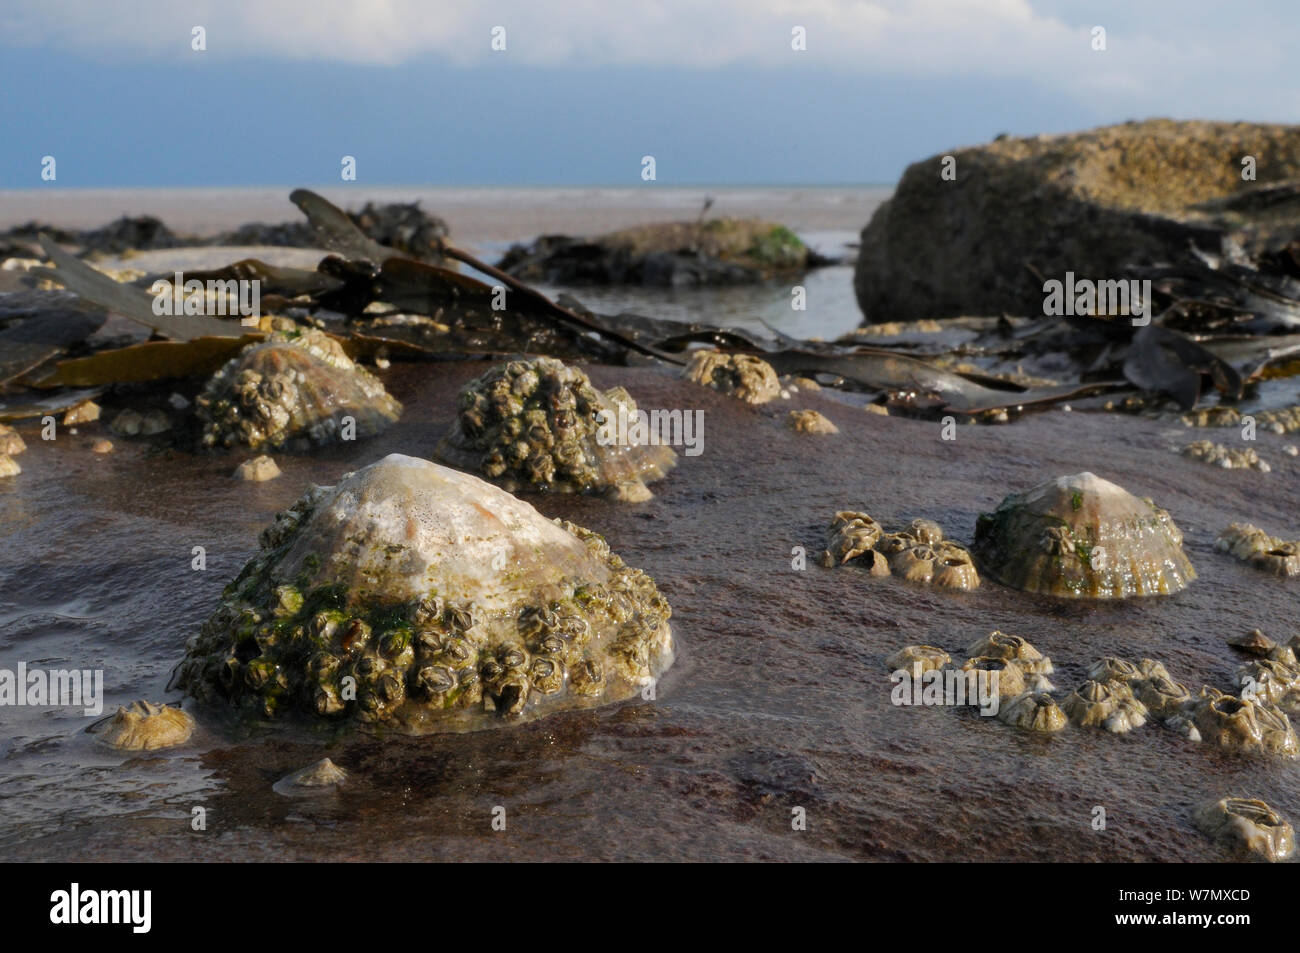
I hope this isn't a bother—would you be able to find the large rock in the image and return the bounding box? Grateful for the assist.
[854,120,1300,323]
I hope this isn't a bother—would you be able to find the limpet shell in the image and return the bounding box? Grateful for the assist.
[972,472,1195,599]
[88,700,194,750]
[273,757,348,796]
[197,329,401,452]
[177,454,674,732]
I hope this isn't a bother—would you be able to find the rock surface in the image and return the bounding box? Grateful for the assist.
[855,120,1300,323]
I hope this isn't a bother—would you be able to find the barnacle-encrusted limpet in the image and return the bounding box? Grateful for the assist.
[88,700,194,750]
[436,356,676,502]
[681,350,780,404]
[965,631,1052,675]
[972,472,1195,599]
[997,691,1067,733]
[885,644,951,674]
[196,329,401,452]
[177,454,674,731]
[1194,797,1295,862]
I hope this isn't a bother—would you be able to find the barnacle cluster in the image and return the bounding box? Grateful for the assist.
[823,512,979,590]
[436,356,676,502]
[1194,797,1295,863]
[196,328,401,452]
[972,472,1195,599]
[681,350,780,404]
[1216,523,1300,577]
[176,455,674,731]
[1180,440,1270,471]
[787,409,838,434]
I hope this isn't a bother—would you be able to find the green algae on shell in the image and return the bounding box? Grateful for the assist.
[176,454,674,732]
[971,472,1195,599]
[196,328,401,452]
[435,356,676,501]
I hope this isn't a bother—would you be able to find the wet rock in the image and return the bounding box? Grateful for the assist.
[109,409,143,437]
[139,409,171,435]
[435,356,675,501]
[273,757,348,797]
[233,455,281,482]
[972,472,1195,599]
[499,219,822,287]
[1194,796,1295,862]
[855,120,1300,322]
[177,455,675,730]
[88,700,194,750]
[682,351,780,404]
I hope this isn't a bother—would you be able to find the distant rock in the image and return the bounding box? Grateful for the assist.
[499,218,834,286]
[854,120,1300,323]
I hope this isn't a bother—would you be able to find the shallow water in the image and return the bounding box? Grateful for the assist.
[3,354,1299,861]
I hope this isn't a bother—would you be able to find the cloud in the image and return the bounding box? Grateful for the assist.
[1,0,1296,117]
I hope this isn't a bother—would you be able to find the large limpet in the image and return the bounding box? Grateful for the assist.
[197,329,401,451]
[176,455,674,731]
[1194,797,1295,862]
[88,700,194,750]
[971,472,1195,599]
[436,357,676,502]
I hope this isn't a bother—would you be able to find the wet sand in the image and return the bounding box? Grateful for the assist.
[2,360,1298,861]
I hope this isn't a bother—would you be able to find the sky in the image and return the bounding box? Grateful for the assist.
[0,0,1295,188]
